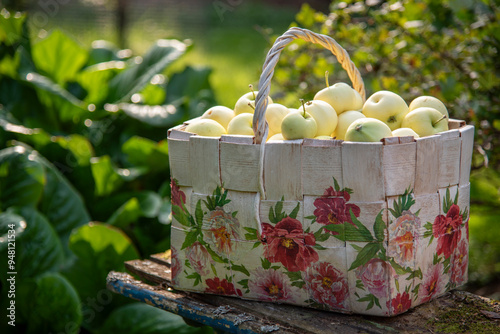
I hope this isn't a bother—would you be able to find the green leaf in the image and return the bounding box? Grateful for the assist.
[343,210,374,242]
[172,205,191,227]
[0,207,64,280]
[244,227,258,241]
[333,177,340,192]
[90,155,124,197]
[63,223,139,330]
[96,302,211,334]
[285,271,303,281]
[289,202,301,219]
[107,39,187,103]
[181,229,200,250]
[314,228,330,242]
[107,192,162,228]
[237,279,249,289]
[349,243,381,271]
[186,272,202,286]
[122,136,169,171]
[195,200,204,227]
[261,257,271,270]
[0,146,45,209]
[0,11,26,45]
[77,60,123,104]
[373,210,386,241]
[231,263,250,276]
[18,273,82,334]
[31,30,88,84]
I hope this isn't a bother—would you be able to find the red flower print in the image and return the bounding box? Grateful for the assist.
[261,217,319,272]
[387,211,420,268]
[304,261,349,310]
[419,263,446,303]
[433,204,463,259]
[170,178,186,213]
[204,208,240,255]
[356,258,392,299]
[170,246,182,286]
[387,292,412,315]
[205,277,242,296]
[186,242,213,276]
[249,268,296,302]
[451,240,468,285]
[313,187,360,235]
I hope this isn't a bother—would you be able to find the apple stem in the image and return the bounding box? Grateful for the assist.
[249,84,256,101]
[325,71,330,88]
[432,114,447,126]
[247,102,255,110]
[300,99,306,118]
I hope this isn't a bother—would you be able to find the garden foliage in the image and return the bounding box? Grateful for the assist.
[0,11,213,334]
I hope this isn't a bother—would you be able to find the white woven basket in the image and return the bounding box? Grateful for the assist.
[167,27,474,316]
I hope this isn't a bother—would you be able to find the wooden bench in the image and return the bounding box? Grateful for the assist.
[106,251,500,334]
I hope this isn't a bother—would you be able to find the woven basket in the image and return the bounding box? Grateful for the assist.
[167,27,474,316]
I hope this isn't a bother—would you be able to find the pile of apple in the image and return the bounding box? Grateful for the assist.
[184,75,449,142]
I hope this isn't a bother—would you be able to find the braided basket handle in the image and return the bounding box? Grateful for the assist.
[253,27,366,144]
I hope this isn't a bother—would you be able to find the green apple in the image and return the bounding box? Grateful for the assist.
[345,117,392,142]
[333,110,366,140]
[362,90,409,130]
[185,119,227,137]
[401,107,448,137]
[314,74,363,115]
[200,106,235,129]
[234,85,273,115]
[267,133,285,142]
[314,135,333,140]
[227,113,254,136]
[281,108,317,140]
[299,100,338,137]
[409,96,448,118]
[265,103,289,135]
[392,127,420,138]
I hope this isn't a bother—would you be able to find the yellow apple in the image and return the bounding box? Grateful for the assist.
[185,119,226,137]
[227,113,254,136]
[300,100,338,137]
[392,127,420,138]
[314,82,363,115]
[200,106,235,129]
[234,85,273,115]
[409,96,448,118]
[314,135,333,140]
[333,110,366,140]
[345,117,392,142]
[267,133,285,142]
[362,90,409,130]
[281,110,317,140]
[401,107,448,137]
[265,103,289,135]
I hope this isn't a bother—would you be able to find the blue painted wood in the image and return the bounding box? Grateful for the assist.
[107,272,260,334]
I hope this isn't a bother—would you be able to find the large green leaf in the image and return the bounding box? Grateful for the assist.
[30,149,91,254]
[17,272,82,334]
[0,11,26,45]
[0,207,65,280]
[31,29,88,84]
[97,303,212,334]
[107,191,162,228]
[63,223,140,330]
[0,210,26,252]
[107,39,188,103]
[0,145,45,209]
[122,136,169,171]
[77,60,124,105]
[90,155,125,197]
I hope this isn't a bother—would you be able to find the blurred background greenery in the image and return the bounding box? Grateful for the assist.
[0,0,499,333]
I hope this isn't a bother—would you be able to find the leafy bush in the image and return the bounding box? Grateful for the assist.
[0,11,213,334]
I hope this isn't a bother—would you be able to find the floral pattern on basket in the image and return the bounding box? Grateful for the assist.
[170,178,469,316]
